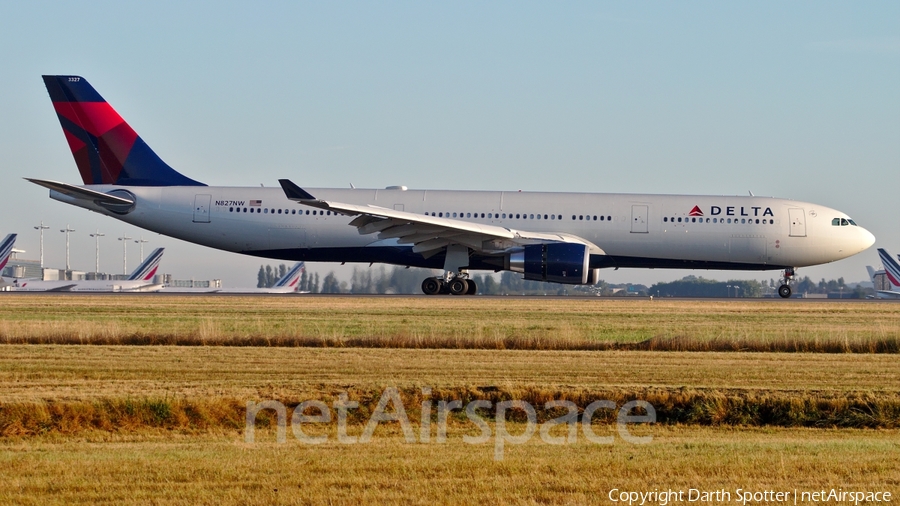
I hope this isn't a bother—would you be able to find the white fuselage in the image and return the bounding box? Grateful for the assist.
[49,186,875,273]
[3,278,163,292]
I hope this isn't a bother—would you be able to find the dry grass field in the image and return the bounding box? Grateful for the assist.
[1,295,898,503]
[2,427,898,505]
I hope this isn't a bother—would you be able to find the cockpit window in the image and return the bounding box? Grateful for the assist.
[832,217,858,226]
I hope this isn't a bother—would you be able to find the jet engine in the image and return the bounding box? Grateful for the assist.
[508,243,593,285]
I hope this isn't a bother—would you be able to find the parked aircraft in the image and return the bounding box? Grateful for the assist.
[163,262,307,293]
[0,234,15,274]
[867,249,900,299]
[29,76,876,297]
[3,241,165,292]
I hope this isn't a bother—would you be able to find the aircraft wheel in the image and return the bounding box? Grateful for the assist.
[448,278,469,296]
[466,279,477,295]
[778,285,792,299]
[422,277,442,295]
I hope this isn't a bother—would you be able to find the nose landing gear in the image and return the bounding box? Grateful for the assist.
[778,268,796,298]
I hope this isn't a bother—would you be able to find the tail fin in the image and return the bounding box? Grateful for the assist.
[866,265,877,282]
[42,76,205,187]
[0,234,17,272]
[877,248,900,290]
[127,248,164,281]
[273,262,305,289]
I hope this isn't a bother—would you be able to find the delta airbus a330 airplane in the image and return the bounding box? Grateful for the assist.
[28,76,875,297]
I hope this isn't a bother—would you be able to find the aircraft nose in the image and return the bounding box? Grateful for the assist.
[858,227,876,252]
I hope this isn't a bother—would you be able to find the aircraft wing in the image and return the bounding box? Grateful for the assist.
[44,284,78,292]
[279,179,604,256]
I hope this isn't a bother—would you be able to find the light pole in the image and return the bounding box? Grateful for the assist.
[118,233,132,274]
[726,284,732,298]
[60,225,75,271]
[33,222,49,268]
[134,237,149,262]
[734,286,741,298]
[90,230,105,273]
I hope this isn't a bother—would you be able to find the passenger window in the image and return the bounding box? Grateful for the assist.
[543,214,548,219]
[593,215,597,221]
[530,214,534,219]
[551,215,555,220]
[481,213,485,218]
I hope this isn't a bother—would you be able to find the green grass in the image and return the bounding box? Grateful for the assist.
[0,295,898,351]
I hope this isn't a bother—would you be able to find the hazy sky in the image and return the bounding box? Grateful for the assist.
[1,2,897,287]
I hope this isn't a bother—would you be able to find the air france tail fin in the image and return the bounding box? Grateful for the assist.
[0,234,17,272]
[877,249,900,290]
[41,76,205,187]
[273,262,305,289]
[127,248,164,281]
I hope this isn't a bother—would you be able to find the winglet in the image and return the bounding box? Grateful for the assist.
[279,179,317,201]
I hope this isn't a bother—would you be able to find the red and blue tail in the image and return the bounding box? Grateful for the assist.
[42,76,205,187]
[274,262,306,289]
[127,247,164,281]
[0,234,17,272]
[877,248,900,290]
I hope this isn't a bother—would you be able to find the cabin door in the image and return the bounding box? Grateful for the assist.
[193,194,211,223]
[788,208,806,237]
[631,205,648,233]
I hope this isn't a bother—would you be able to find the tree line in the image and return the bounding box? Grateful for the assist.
[648,275,871,298]
[257,265,870,297]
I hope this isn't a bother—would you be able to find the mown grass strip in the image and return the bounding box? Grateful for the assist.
[1,295,898,352]
[3,387,899,437]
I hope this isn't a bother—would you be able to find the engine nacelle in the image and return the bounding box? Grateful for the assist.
[509,243,591,285]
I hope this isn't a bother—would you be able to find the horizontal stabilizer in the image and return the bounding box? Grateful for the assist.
[25,178,134,206]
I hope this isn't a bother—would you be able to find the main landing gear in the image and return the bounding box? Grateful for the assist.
[778,267,796,298]
[421,274,477,296]
[422,244,478,296]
